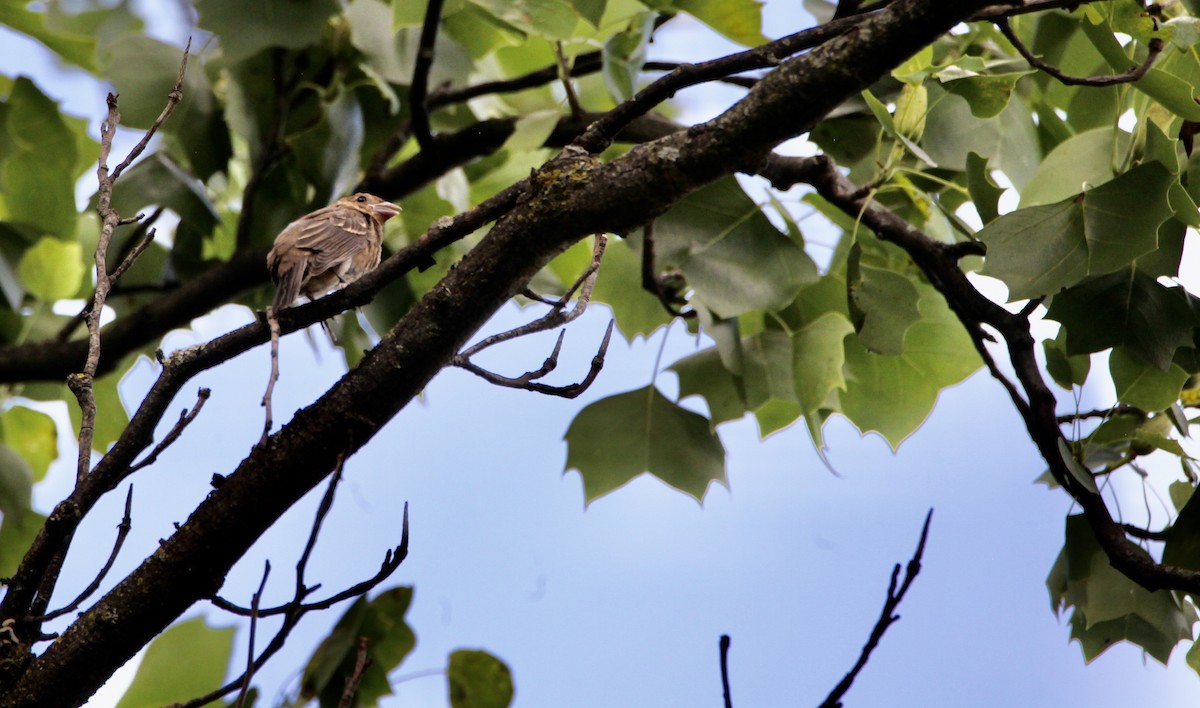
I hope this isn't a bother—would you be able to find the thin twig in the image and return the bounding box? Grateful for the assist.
[996,17,1162,87]
[719,635,733,708]
[261,307,281,445]
[555,42,585,118]
[127,388,211,474]
[234,561,271,708]
[111,37,190,180]
[452,235,615,397]
[338,637,374,708]
[32,487,134,622]
[819,509,933,708]
[410,0,446,149]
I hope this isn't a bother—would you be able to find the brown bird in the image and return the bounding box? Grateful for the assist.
[266,193,400,312]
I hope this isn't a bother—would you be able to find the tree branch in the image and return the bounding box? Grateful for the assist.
[819,510,933,708]
[996,17,1163,87]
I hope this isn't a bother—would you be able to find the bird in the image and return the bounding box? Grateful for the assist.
[266,193,401,312]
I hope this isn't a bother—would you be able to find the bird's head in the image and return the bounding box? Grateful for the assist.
[344,193,402,221]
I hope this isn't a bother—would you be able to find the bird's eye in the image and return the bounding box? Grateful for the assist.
[356,195,368,203]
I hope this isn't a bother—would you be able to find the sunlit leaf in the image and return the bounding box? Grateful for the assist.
[116,618,235,707]
[0,405,57,482]
[1110,347,1189,411]
[196,0,341,63]
[18,238,84,302]
[448,649,515,708]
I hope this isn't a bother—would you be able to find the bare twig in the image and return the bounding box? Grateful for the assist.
[997,17,1163,87]
[234,561,271,708]
[555,42,585,119]
[127,388,211,474]
[338,637,374,708]
[33,487,134,623]
[1055,406,1143,425]
[819,510,933,708]
[410,0,446,149]
[452,235,615,397]
[719,635,733,708]
[261,307,281,445]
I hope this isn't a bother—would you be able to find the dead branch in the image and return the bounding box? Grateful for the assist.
[127,388,211,475]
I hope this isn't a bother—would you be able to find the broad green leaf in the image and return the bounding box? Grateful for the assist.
[742,330,801,436]
[4,78,84,238]
[965,152,1005,225]
[1057,515,1190,664]
[0,405,57,482]
[653,178,817,319]
[1165,483,1200,573]
[670,347,748,425]
[469,0,580,40]
[443,5,525,58]
[1043,331,1090,389]
[291,87,365,203]
[848,264,920,355]
[0,444,32,524]
[941,71,1033,119]
[1045,269,1194,371]
[564,385,727,503]
[116,618,235,707]
[196,0,341,63]
[0,510,45,578]
[923,83,1040,189]
[301,587,417,706]
[602,14,652,102]
[448,649,515,708]
[1019,127,1124,208]
[18,238,84,302]
[981,163,1174,300]
[1110,347,1189,411]
[836,283,981,448]
[672,0,766,47]
[792,312,853,413]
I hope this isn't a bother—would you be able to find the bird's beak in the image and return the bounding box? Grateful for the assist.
[371,201,402,221]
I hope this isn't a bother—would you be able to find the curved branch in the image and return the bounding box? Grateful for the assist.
[996,17,1163,87]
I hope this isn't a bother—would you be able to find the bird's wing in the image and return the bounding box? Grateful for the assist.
[290,206,375,274]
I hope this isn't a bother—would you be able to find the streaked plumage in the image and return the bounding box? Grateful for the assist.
[266,193,400,311]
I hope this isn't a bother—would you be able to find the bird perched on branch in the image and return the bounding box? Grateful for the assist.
[266,193,401,312]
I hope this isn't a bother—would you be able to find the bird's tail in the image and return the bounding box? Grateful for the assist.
[270,257,305,312]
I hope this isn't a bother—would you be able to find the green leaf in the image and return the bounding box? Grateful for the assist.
[0,510,45,578]
[3,78,87,238]
[922,83,1040,189]
[941,71,1032,119]
[564,385,727,503]
[469,0,580,40]
[653,178,818,319]
[1043,329,1091,389]
[671,0,766,47]
[0,4,97,70]
[1045,269,1194,371]
[0,405,57,482]
[792,312,854,414]
[742,330,802,436]
[116,618,235,707]
[1110,347,1189,411]
[836,282,981,448]
[301,587,417,706]
[982,163,1174,300]
[291,87,365,203]
[0,444,33,524]
[196,0,341,63]
[1019,127,1124,208]
[965,152,1005,225]
[448,649,515,708]
[670,347,748,426]
[590,237,673,340]
[602,14,652,102]
[1164,481,1200,572]
[848,264,920,355]
[18,238,84,302]
[1057,514,1190,664]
